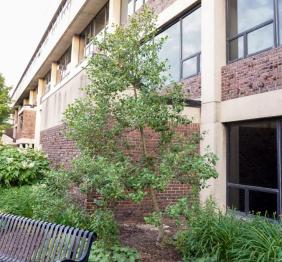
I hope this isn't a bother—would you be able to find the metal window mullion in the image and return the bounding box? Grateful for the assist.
[275,0,280,46]
[277,120,282,216]
[274,0,278,47]
[180,18,183,81]
[182,52,200,63]
[243,33,248,58]
[133,0,136,13]
[197,53,201,74]
[227,183,279,194]
[227,19,274,41]
[245,189,250,214]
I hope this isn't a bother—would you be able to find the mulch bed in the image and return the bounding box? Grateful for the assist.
[119,224,182,262]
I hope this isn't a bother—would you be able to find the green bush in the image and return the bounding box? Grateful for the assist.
[32,170,90,229]
[0,145,49,186]
[176,202,282,262]
[0,185,35,217]
[88,209,119,248]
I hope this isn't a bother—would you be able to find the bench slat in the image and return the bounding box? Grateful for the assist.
[55,225,71,260]
[2,215,19,254]
[0,213,96,262]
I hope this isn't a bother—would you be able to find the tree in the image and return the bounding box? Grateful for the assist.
[0,74,11,135]
[64,6,218,245]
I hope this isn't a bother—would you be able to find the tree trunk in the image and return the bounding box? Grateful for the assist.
[133,85,165,244]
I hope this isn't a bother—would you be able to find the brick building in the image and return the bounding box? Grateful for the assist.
[10,0,282,218]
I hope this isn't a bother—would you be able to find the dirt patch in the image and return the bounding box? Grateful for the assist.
[119,224,182,262]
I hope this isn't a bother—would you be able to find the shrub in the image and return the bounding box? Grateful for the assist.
[88,209,119,248]
[0,145,49,186]
[0,185,35,217]
[32,170,90,229]
[176,202,282,262]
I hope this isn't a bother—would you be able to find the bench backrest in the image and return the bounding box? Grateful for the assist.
[0,213,96,262]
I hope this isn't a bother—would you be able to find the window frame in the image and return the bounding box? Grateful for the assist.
[226,0,282,63]
[157,4,201,81]
[128,0,147,15]
[44,70,51,94]
[226,119,282,217]
[81,2,109,58]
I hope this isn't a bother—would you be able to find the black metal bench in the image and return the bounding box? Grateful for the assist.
[0,213,96,262]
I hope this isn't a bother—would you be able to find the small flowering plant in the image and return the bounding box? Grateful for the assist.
[0,145,49,187]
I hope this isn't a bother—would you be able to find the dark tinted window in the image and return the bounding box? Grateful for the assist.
[229,121,277,188]
[228,119,279,217]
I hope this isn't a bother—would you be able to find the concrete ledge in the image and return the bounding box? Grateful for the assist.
[220,89,282,123]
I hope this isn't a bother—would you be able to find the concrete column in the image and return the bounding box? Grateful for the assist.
[51,62,58,87]
[108,0,122,31]
[13,109,18,140]
[71,35,80,69]
[34,79,44,149]
[29,90,36,106]
[23,98,29,106]
[200,0,227,210]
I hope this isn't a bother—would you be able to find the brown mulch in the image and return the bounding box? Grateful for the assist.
[119,224,182,262]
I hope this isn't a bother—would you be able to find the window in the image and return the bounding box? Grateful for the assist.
[57,46,72,81]
[227,119,282,218]
[44,71,51,93]
[227,0,281,62]
[279,0,282,43]
[158,6,201,82]
[80,3,109,57]
[19,114,23,129]
[121,0,148,24]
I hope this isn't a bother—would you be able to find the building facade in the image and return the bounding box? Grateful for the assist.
[10,0,282,218]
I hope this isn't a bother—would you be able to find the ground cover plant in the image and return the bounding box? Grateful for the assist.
[176,200,282,262]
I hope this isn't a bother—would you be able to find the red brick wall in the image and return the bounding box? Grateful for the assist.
[41,123,200,222]
[222,46,282,101]
[40,125,79,169]
[85,181,191,223]
[183,75,201,99]
[17,110,36,140]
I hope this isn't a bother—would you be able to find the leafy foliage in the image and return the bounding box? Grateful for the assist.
[64,6,218,244]
[176,201,282,262]
[32,170,90,229]
[0,145,49,186]
[0,74,10,134]
[0,185,35,218]
[89,244,141,262]
[88,209,119,248]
